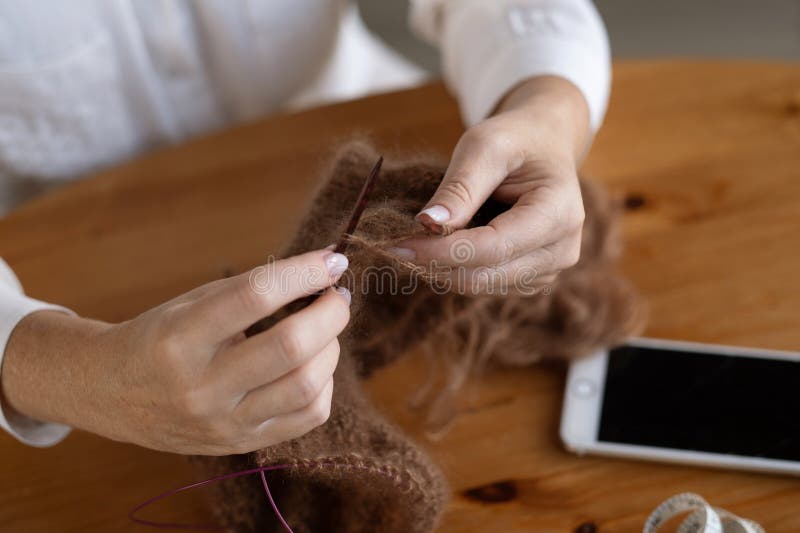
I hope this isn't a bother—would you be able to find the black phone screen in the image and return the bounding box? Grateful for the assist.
[598,345,800,461]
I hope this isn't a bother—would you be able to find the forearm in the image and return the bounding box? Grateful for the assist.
[2,311,109,431]
[0,258,77,445]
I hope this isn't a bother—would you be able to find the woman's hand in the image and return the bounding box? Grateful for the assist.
[2,248,351,455]
[395,76,592,294]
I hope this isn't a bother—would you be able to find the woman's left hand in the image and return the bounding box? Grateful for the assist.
[393,76,593,295]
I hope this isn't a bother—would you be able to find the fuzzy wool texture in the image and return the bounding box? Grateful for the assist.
[192,142,645,532]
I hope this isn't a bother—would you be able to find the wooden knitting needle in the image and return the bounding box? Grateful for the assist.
[244,156,384,337]
[245,158,383,340]
[297,156,383,307]
[333,156,383,254]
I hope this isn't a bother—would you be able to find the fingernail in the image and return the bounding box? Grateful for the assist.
[416,205,450,224]
[387,247,416,260]
[334,286,351,305]
[324,243,336,251]
[324,252,349,277]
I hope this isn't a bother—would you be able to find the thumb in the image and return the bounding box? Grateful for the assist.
[416,130,511,233]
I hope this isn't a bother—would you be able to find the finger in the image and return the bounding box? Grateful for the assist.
[182,248,349,342]
[461,261,561,296]
[233,338,340,426]
[427,237,571,295]
[212,286,350,395]
[166,282,220,307]
[416,126,518,232]
[251,377,334,448]
[406,185,579,268]
[470,237,578,285]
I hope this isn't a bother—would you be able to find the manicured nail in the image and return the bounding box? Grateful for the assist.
[334,286,351,305]
[387,247,416,260]
[416,205,450,225]
[324,252,349,277]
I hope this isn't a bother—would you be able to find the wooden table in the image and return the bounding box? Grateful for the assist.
[1,61,799,532]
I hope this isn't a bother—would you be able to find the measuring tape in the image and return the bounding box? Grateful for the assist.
[643,493,764,533]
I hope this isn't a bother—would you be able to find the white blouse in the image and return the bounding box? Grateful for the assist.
[0,0,610,446]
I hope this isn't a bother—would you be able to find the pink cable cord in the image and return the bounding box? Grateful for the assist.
[129,464,294,532]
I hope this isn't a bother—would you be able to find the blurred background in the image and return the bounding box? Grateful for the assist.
[359,0,800,74]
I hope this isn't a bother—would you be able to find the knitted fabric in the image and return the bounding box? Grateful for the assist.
[192,142,644,532]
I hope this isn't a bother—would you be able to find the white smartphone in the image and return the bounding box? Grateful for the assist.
[560,337,800,475]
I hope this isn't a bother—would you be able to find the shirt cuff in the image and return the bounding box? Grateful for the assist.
[0,258,73,447]
[411,0,611,130]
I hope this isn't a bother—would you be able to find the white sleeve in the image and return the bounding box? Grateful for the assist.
[0,258,73,446]
[409,0,611,131]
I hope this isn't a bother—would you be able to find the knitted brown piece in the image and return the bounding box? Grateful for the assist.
[190,355,446,533]
[192,142,644,532]
[280,142,644,428]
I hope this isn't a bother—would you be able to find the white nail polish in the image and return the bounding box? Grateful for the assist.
[334,286,351,305]
[324,253,349,276]
[387,247,417,260]
[417,205,450,224]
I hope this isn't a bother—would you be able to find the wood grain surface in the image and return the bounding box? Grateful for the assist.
[0,61,799,532]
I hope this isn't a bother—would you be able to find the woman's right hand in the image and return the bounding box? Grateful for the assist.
[1,248,351,455]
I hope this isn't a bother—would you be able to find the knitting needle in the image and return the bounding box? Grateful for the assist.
[333,156,383,254]
[298,156,383,307]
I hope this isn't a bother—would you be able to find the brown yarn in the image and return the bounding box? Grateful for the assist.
[192,141,645,532]
[191,355,447,533]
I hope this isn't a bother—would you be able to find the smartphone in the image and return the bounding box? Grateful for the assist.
[560,337,800,475]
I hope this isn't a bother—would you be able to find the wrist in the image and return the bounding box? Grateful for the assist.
[494,75,592,161]
[2,311,111,429]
